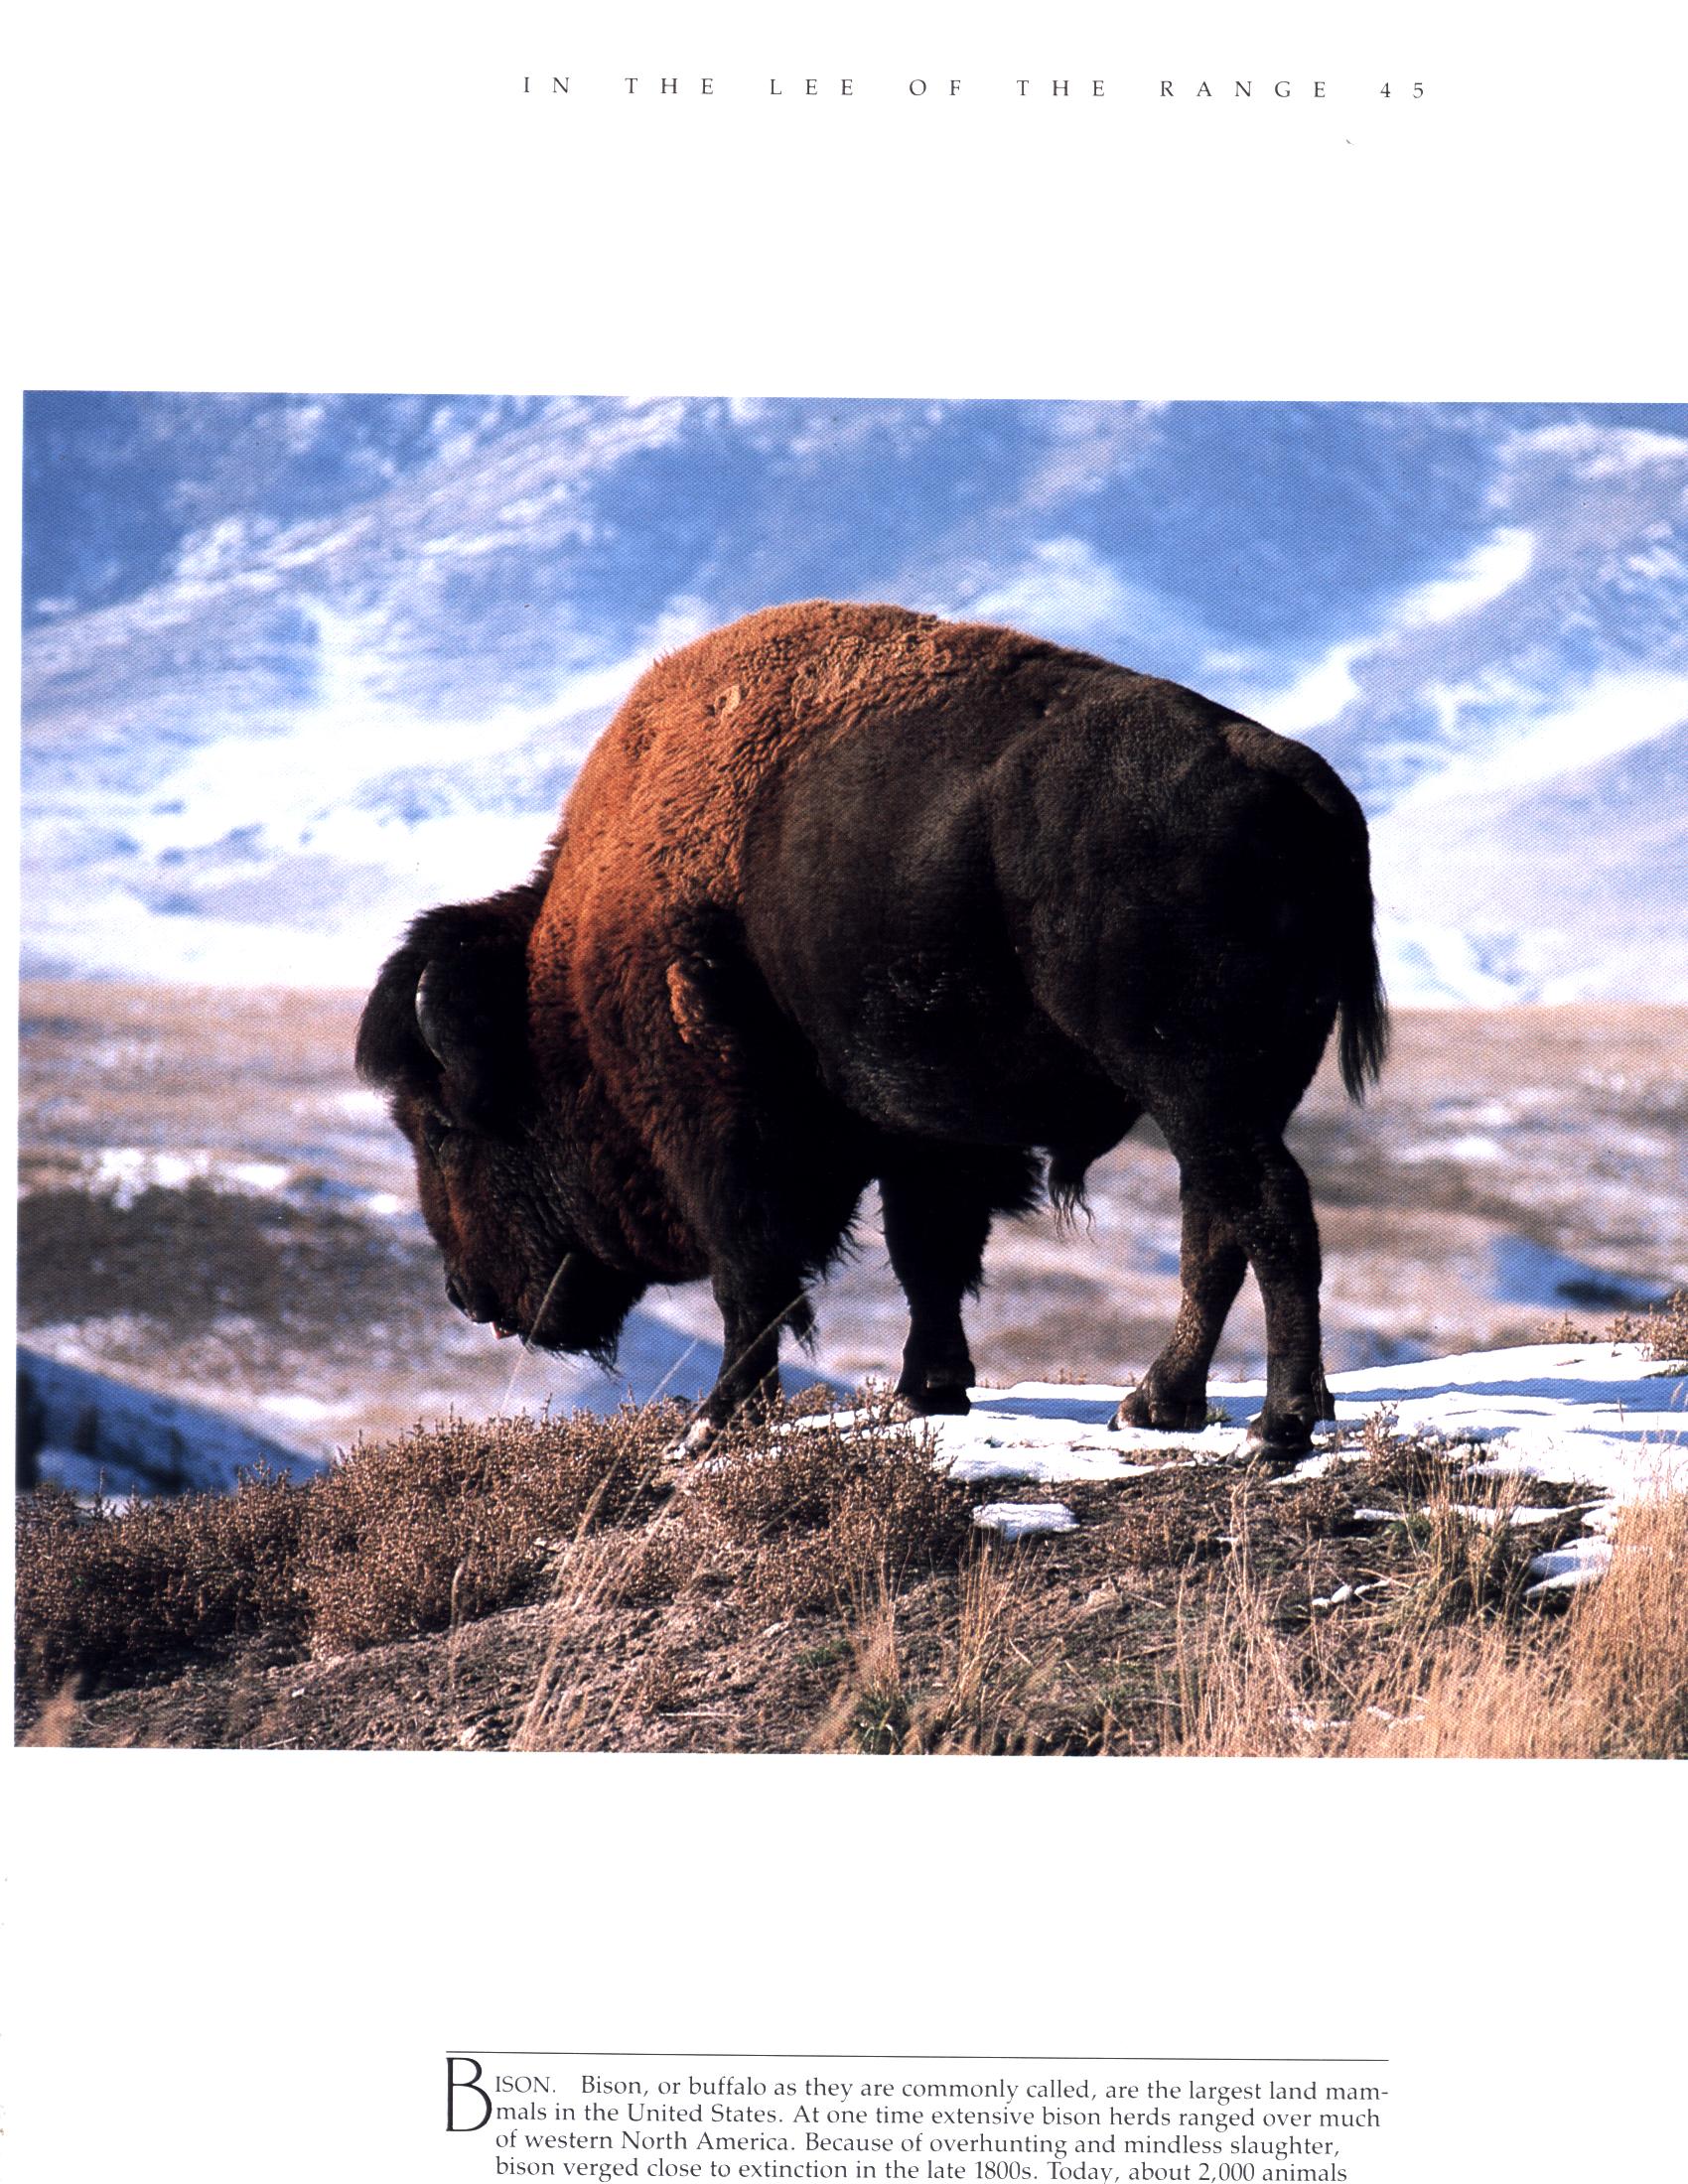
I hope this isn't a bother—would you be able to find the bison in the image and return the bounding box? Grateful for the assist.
[357,601,1386,1456]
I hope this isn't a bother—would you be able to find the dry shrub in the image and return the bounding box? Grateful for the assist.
[15,1397,964,1721]
[1349,1404,1469,1502]
[524,1405,972,1616]
[1612,1287,1688,1365]
[298,1407,671,1653]
[500,1404,975,1752]
[684,1410,972,1613]
[509,1408,1001,1756]
[15,1466,306,1692]
[14,1406,680,1695]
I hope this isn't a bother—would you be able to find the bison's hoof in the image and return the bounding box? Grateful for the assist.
[1111,1384,1207,1433]
[1244,1416,1315,1469]
[663,1415,719,1465]
[895,1382,972,1418]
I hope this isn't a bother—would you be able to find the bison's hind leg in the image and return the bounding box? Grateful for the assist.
[1113,1181,1248,1434]
[880,1147,1041,1416]
[1115,1098,1329,1457]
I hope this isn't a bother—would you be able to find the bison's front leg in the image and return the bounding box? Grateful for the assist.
[881,1151,1041,1416]
[676,1260,813,1454]
[880,1167,987,1416]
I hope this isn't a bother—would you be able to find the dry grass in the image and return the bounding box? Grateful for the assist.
[774,1402,1687,1760]
[1341,1489,1688,1758]
[15,1397,982,1741]
[802,1547,1070,1755]
[1147,1468,1688,1760]
[508,1403,977,1750]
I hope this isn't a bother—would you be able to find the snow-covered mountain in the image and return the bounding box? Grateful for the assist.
[23,396,1688,1001]
[17,1347,325,1499]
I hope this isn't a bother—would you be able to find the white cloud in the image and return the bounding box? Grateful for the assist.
[969,538,1124,631]
[1376,919,1528,1007]
[960,536,1206,660]
[174,516,262,582]
[1419,668,1534,742]
[1499,420,1688,487]
[1393,527,1535,626]
[282,402,327,456]
[1217,525,1541,735]
[1227,642,1366,735]
[1387,665,1688,812]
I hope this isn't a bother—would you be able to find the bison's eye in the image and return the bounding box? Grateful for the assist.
[420,1113,457,1159]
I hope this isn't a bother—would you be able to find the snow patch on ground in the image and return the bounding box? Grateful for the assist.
[1523,1536,1616,1599]
[919,1345,1684,1589]
[78,1146,407,1222]
[918,1344,1684,1514]
[972,1501,1079,1541]
[93,1146,293,1205]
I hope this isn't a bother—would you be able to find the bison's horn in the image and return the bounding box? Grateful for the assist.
[415,962,452,1069]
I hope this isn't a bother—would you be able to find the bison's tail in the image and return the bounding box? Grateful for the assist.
[1337,914,1390,1103]
[1305,760,1389,1103]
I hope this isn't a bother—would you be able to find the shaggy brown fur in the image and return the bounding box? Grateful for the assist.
[358,601,1386,1450]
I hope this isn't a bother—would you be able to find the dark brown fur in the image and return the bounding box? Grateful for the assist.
[357,602,1387,1451]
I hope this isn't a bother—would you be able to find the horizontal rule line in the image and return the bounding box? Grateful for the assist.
[445,2052,1390,2064]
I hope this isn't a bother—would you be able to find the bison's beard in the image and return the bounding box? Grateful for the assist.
[520,1249,648,1368]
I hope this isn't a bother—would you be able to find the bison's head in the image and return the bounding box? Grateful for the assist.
[355,884,646,1365]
